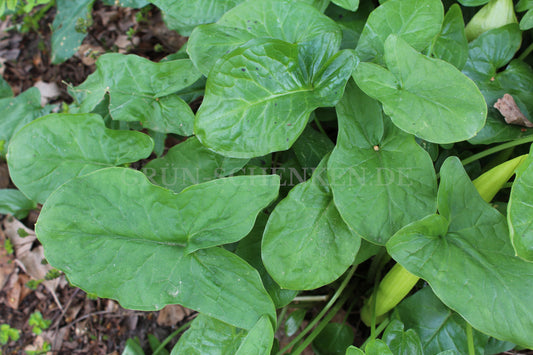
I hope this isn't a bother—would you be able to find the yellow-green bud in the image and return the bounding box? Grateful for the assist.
[465,0,518,41]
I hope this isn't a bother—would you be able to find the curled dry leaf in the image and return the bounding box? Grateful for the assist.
[76,44,105,66]
[494,93,533,127]
[156,304,192,327]
[33,81,61,106]
[2,217,61,295]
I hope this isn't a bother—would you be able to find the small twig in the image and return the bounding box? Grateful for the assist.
[52,288,80,330]
[66,310,144,327]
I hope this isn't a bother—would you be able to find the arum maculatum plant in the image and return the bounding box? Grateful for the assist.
[4,0,533,353]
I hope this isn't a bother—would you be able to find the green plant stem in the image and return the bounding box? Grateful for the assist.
[461,135,533,166]
[293,295,329,302]
[314,115,327,137]
[466,322,475,355]
[276,306,288,333]
[360,318,390,349]
[152,320,192,355]
[519,42,533,61]
[276,265,357,355]
[290,284,355,355]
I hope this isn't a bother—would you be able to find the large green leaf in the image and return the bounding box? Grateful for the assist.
[171,314,246,354]
[354,35,487,144]
[0,87,50,157]
[51,0,95,64]
[236,214,298,308]
[387,157,533,348]
[195,38,355,158]
[508,147,533,261]
[7,113,153,204]
[382,319,423,355]
[0,189,37,219]
[188,0,341,76]
[355,0,443,63]
[149,0,244,36]
[69,54,202,135]
[463,26,532,144]
[462,24,522,84]
[36,168,279,328]
[395,287,489,355]
[328,80,436,245]
[262,155,361,290]
[143,137,248,193]
[431,4,468,70]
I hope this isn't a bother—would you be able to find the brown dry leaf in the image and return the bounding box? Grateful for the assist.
[77,44,105,66]
[0,225,15,289]
[3,272,31,309]
[24,335,50,355]
[65,303,83,323]
[4,271,21,308]
[114,35,131,53]
[156,305,191,327]
[494,94,533,127]
[2,217,60,295]
[44,326,70,352]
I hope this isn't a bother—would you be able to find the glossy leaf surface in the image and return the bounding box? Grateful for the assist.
[195,38,355,158]
[462,25,530,144]
[262,156,360,290]
[354,35,487,144]
[431,4,468,70]
[70,54,201,135]
[7,113,153,204]
[143,136,248,193]
[387,157,533,347]
[188,0,341,76]
[328,80,437,245]
[355,0,443,63]
[395,287,489,354]
[171,314,246,354]
[382,319,424,355]
[37,168,278,328]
